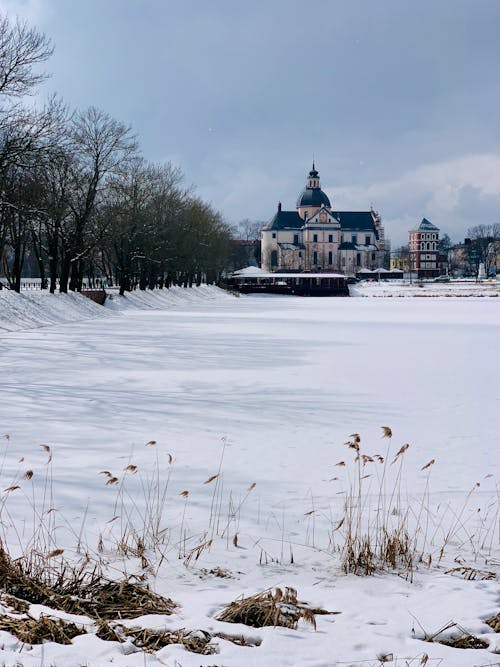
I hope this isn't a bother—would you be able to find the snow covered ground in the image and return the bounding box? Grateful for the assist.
[0,285,232,332]
[0,287,498,666]
[351,279,499,298]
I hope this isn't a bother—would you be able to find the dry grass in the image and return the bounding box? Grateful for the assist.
[445,566,498,581]
[58,578,176,620]
[216,587,335,630]
[0,614,85,645]
[485,613,500,632]
[199,566,235,578]
[423,620,489,650]
[331,428,498,577]
[0,592,30,614]
[337,429,417,575]
[96,623,217,654]
[0,542,175,620]
[96,622,259,654]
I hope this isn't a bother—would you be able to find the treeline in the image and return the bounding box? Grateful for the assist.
[0,14,233,294]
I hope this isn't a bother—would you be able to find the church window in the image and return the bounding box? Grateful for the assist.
[313,251,318,265]
[272,233,276,239]
[356,253,361,266]
[365,235,370,245]
[328,234,333,242]
[328,251,333,264]
[372,252,375,261]
[313,234,318,242]
[271,250,278,267]
[352,235,357,244]
[342,256,346,266]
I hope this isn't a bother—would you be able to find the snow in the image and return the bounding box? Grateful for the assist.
[0,289,113,331]
[0,287,498,666]
[351,279,499,298]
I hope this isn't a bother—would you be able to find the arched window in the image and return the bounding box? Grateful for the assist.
[271,250,278,267]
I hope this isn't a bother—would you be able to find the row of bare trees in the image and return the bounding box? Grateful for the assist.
[0,13,232,294]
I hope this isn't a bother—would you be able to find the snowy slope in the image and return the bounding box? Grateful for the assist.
[0,285,233,332]
[0,290,113,332]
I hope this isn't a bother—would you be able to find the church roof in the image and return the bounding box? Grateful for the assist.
[413,217,439,232]
[296,188,331,209]
[332,211,378,231]
[264,209,380,234]
[263,210,303,231]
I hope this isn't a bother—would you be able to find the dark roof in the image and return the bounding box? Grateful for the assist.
[413,217,439,232]
[296,188,331,209]
[264,208,379,234]
[331,211,377,232]
[263,210,303,231]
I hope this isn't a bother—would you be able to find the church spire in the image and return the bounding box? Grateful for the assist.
[307,162,320,189]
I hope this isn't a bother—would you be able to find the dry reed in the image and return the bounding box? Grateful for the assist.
[216,587,335,629]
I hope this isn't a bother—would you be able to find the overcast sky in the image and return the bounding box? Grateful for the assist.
[2,0,499,246]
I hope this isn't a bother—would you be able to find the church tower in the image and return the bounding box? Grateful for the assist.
[296,163,332,220]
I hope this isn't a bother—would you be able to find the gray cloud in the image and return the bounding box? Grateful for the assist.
[2,0,499,244]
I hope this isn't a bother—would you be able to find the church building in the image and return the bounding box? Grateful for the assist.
[261,164,387,274]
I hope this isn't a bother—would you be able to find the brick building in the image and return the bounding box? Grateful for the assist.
[409,218,440,278]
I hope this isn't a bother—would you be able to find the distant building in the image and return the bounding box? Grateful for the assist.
[261,164,387,274]
[390,252,409,272]
[449,236,499,277]
[409,218,440,278]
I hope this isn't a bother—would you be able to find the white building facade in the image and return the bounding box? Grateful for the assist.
[261,165,387,274]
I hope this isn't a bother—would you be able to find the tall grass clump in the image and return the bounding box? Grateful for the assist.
[336,428,415,575]
[332,427,498,577]
[97,440,176,566]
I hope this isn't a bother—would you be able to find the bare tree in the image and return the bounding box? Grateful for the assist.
[0,13,53,99]
[59,106,138,292]
[467,224,499,276]
[0,99,67,291]
[236,218,263,241]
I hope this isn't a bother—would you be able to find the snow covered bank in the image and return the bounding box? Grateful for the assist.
[0,285,233,332]
[0,290,113,332]
[105,284,234,310]
[351,279,499,297]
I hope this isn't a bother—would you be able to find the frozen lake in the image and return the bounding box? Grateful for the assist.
[0,291,498,666]
[1,294,497,497]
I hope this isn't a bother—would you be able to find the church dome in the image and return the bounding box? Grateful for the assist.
[296,187,331,209]
[296,163,331,212]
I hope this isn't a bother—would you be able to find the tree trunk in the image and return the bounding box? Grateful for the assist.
[59,254,70,293]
